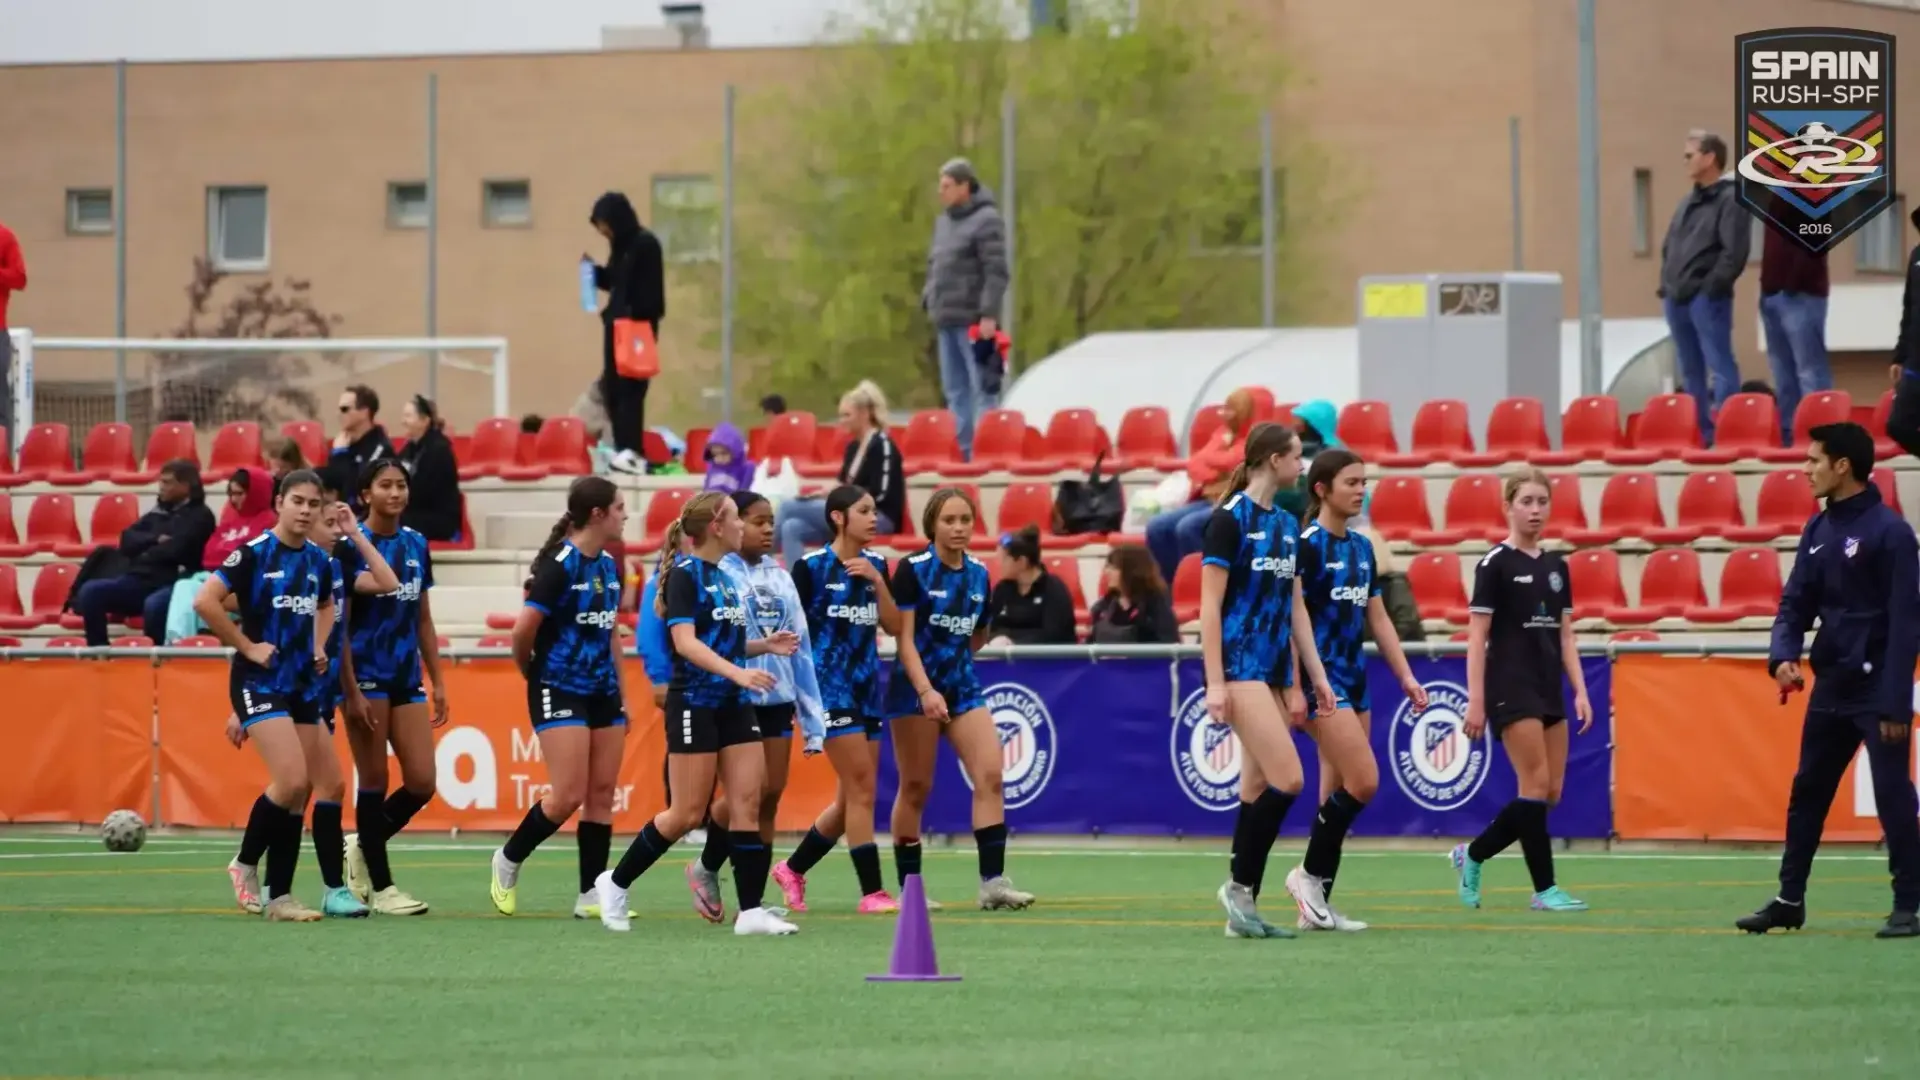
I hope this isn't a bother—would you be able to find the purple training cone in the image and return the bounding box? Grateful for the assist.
[866,873,961,982]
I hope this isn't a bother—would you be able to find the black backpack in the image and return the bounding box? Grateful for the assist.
[1053,451,1124,535]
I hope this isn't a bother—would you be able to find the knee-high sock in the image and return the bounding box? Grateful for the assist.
[356,788,394,892]
[1301,789,1367,896]
[311,800,346,890]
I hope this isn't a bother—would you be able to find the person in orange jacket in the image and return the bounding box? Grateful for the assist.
[1145,388,1257,581]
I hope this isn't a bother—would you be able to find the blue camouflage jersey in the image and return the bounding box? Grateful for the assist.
[1298,521,1380,709]
[1202,492,1299,686]
[346,524,432,692]
[663,555,750,708]
[524,541,622,697]
[301,544,353,713]
[884,548,989,717]
[790,546,887,716]
[722,552,826,741]
[218,532,335,699]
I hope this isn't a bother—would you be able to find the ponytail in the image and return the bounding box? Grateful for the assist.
[524,514,571,592]
[1215,462,1251,508]
[1303,488,1323,522]
[652,519,686,618]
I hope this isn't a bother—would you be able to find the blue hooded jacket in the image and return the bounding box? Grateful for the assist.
[721,552,826,749]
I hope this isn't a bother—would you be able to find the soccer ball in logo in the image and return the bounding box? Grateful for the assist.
[101,809,147,852]
[1796,122,1838,146]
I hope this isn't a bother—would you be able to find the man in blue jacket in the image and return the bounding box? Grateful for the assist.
[1740,422,1920,938]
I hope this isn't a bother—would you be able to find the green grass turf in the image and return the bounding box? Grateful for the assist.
[1,835,1916,1079]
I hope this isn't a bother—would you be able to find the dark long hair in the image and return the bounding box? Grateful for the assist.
[1304,448,1365,522]
[1106,543,1165,601]
[1215,422,1298,508]
[526,475,620,590]
[358,458,409,522]
[824,484,869,538]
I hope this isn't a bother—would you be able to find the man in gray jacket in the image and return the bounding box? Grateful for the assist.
[1659,130,1751,445]
[925,157,1009,457]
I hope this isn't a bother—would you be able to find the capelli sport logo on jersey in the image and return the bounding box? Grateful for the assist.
[1169,688,1241,811]
[1250,556,1295,577]
[1329,585,1369,604]
[710,605,749,626]
[929,613,978,635]
[827,602,879,626]
[1387,680,1491,812]
[391,579,423,603]
[1735,27,1896,253]
[575,609,618,630]
[272,594,318,616]
[958,683,1056,810]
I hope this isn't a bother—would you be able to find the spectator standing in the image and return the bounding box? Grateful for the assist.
[0,219,22,435]
[1659,130,1751,444]
[326,384,395,513]
[984,525,1078,646]
[71,460,215,645]
[159,465,276,643]
[700,422,754,495]
[1882,205,1920,458]
[588,192,665,476]
[924,158,1009,458]
[1760,211,1831,446]
[1145,388,1257,582]
[774,381,904,565]
[398,394,462,542]
[1087,544,1179,645]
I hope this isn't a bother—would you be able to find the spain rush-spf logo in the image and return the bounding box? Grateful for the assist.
[1735,28,1896,253]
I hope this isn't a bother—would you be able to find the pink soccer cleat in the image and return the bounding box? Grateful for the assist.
[771,860,809,913]
[856,890,899,915]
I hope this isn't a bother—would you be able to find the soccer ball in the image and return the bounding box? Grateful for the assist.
[1796,122,1838,146]
[100,809,147,853]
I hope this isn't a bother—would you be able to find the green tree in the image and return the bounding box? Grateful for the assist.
[705,0,1324,413]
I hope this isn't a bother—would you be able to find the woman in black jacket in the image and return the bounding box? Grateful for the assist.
[1086,543,1179,645]
[72,459,217,645]
[397,395,463,542]
[985,525,1078,646]
[588,192,666,475]
[773,380,906,566]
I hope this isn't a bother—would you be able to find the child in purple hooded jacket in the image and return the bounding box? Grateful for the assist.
[702,422,756,495]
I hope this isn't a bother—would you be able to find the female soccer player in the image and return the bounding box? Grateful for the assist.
[342,459,447,916]
[1450,467,1592,912]
[490,476,632,917]
[196,469,340,922]
[1199,422,1338,940]
[885,487,1035,911]
[593,491,801,936]
[772,484,903,914]
[1288,449,1428,932]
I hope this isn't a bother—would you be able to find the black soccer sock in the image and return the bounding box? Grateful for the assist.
[502,803,562,865]
[728,830,771,911]
[356,787,395,892]
[975,823,1008,881]
[611,822,671,889]
[894,839,923,887]
[1301,789,1368,884]
[576,821,612,895]
[381,787,430,840]
[265,805,303,900]
[1238,788,1295,897]
[1467,798,1527,864]
[700,826,731,874]
[786,826,837,876]
[850,842,884,896]
[311,800,346,890]
[237,793,279,867]
[1513,798,1556,892]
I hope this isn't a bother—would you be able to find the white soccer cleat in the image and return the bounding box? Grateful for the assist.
[368,886,429,916]
[734,906,799,936]
[595,870,631,932]
[573,891,601,920]
[227,858,263,915]
[343,833,371,903]
[1285,866,1336,930]
[1298,906,1369,932]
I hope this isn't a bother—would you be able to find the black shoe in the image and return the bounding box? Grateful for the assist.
[1736,898,1806,934]
[1876,911,1919,939]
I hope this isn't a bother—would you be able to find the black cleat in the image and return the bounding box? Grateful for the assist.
[1736,898,1806,934]
[1875,911,1919,939]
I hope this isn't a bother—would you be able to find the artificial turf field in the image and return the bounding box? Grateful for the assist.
[1,834,1915,1079]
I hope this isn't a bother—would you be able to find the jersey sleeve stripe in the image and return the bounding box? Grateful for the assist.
[1202,556,1232,569]
[666,617,694,627]
[1467,605,1495,614]
[525,600,550,615]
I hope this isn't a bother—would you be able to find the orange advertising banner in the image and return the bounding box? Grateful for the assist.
[1613,654,1920,842]
[0,657,153,823]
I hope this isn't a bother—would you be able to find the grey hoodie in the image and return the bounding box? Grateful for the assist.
[924,187,1009,327]
[1659,177,1751,302]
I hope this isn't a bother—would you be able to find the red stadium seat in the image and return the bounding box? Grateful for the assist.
[1,423,73,485]
[77,493,142,557]
[0,493,81,557]
[1114,406,1178,471]
[114,422,199,484]
[635,488,695,555]
[279,421,327,469]
[761,413,818,465]
[1604,394,1698,465]
[1017,408,1105,475]
[1535,396,1622,465]
[203,422,264,482]
[800,424,852,481]
[1459,398,1550,467]
[0,493,16,550]
[45,636,88,648]
[177,634,223,648]
[1042,555,1090,623]
[900,410,961,472]
[1874,389,1898,458]
[1603,548,1705,624]
[1172,553,1203,625]
[429,495,475,553]
[641,429,672,467]
[1367,476,1435,542]
[1873,468,1903,513]
[1336,400,1397,458]
[0,427,9,476]
[1644,471,1742,544]
[1726,469,1818,542]
[0,565,22,629]
[478,634,514,648]
[943,410,1028,477]
[1765,390,1854,462]
[113,635,154,648]
[1564,548,1626,620]
[984,482,1100,550]
[1412,474,1506,546]
[458,418,520,481]
[484,612,517,631]
[1381,399,1474,467]
[1564,472,1664,546]
[683,428,711,473]
[0,563,79,629]
[1184,405,1229,456]
[1684,394,1779,465]
[50,423,136,485]
[1406,551,1469,623]
[1611,629,1662,642]
[1547,473,1589,531]
[501,416,592,480]
[1687,547,1782,623]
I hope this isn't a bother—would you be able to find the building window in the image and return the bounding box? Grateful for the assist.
[483,179,532,228]
[651,175,720,261]
[66,189,114,236]
[207,186,269,271]
[388,182,429,229]
[1856,195,1908,273]
[1749,211,1765,263]
[1630,169,1652,256]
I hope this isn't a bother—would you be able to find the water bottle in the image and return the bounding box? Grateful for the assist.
[578,257,598,313]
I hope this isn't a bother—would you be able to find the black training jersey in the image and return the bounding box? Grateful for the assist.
[791,546,887,713]
[890,549,989,693]
[217,532,335,696]
[348,524,432,686]
[525,541,623,696]
[1298,522,1380,688]
[664,555,750,707]
[1202,493,1299,685]
[1469,544,1572,680]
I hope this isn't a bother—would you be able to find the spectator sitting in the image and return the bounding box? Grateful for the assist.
[159,465,274,644]
[398,394,463,542]
[520,413,544,434]
[985,524,1077,646]
[1281,398,1346,519]
[1145,388,1257,582]
[1087,543,1179,645]
[774,380,905,565]
[759,394,787,418]
[71,460,216,646]
[326,383,395,514]
[701,422,754,495]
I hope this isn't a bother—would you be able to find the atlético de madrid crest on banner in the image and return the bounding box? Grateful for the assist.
[1734,27,1896,254]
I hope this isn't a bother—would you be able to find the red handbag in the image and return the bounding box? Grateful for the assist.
[613,318,659,380]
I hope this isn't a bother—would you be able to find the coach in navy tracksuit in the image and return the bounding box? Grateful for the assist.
[1739,422,1920,938]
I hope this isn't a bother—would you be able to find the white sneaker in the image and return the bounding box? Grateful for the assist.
[594,870,631,932]
[1298,906,1369,932]
[343,833,370,903]
[734,906,799,936]
[1285,866,1335,930]
[608,449,646,475]
[572,891,600,919]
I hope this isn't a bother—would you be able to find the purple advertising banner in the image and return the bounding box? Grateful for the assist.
[872,655,1612,839]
